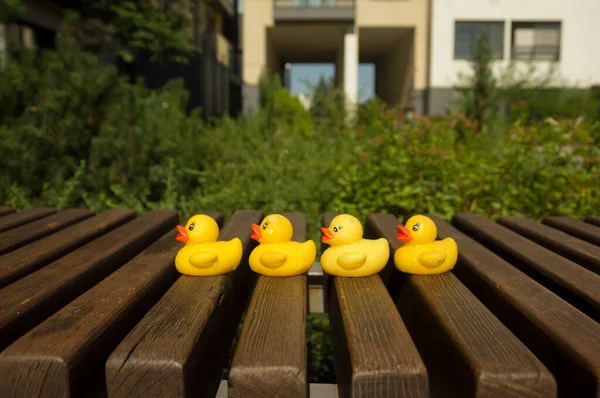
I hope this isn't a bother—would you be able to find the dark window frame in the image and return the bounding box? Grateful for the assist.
[511,21,561,61]
[454,21,505,60]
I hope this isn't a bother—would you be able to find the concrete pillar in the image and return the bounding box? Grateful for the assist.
[413,23,428,114]
[343,25,358,105]
[343,25,358,119]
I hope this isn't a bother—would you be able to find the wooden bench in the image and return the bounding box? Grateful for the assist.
[0,207,597,398]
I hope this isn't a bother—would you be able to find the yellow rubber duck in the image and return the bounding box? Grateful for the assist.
[320,214,390,277]
[174,214,243,276]
[249,214,317,277]
[394,215,458,275]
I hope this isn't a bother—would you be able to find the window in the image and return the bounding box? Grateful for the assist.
[511,22,561,61]
[454,21,504,60]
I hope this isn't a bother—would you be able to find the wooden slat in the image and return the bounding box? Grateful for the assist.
[0,206,16,217]
[0,209,136,288]
[106,210,262,398]
[322,213,428,398]
[362,216,397,287]
[368,213,555,398]
[429,215,600,398]
[0,208,94,256]
[0,210,177,351]
[454,213,600,321]
[585,216,600,227]
[0,208,56,233]
[542,216,600,246]
[0,212,222,398]
[498,216,600,275]
[229,211,308,398]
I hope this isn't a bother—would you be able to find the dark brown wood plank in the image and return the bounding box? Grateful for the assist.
[454,213,600,321]
[0,210,177,351]
[0,208,56,233]
[498,216,600,275]
[429,214,600,398]
[0,209,136,288]
[105,210,262,398]
[322,213,428,398]
[0,212,223,398]
[0,208,94,256]
[0,206,16,217]
[368,213,556,398]
[543,216,600,246]
[585,216,600,227]
[229,212,308,398]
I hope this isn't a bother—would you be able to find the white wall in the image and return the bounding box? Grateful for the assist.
[430,0,600,88]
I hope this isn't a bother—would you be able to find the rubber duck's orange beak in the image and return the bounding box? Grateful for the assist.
[396,225,413,243]
[251,224,262,242]
[176,225,189,244]
[321,227,334,243]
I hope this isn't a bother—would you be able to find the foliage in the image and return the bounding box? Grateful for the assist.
[332,116,599,224]
[0,0,25,22]
[93,0,198,63]
[258,72,314,138]
[500,68,600,123]
[2,0,197,64]
[455,34,500,133]
[0,34,204,213]
[1,39,599,382]
[455,33,600,131]
[308,313,335,383]
[309,76,346,131]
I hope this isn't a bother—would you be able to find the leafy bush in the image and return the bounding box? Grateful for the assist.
[333,116,599,224]
[3,1,197,64]
[0,32,207,213]
[308,313,335,383]
[455,34,600,130]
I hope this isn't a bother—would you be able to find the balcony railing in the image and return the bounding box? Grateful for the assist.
[274,0,355,7]
[211,0,235,16]
[273,0,355,20]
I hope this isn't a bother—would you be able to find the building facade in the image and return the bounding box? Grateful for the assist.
[243,0,600,116]
[242,0,430,115]
[428,0,600,114]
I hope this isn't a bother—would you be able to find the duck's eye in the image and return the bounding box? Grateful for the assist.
[262,222,268,230]
[333,226,339,233]
[412,224,419,231]
[189,223,195,231]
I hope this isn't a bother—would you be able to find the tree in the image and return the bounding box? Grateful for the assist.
[455,33,500,133]
[0,0,25,22]
[2,0,197,64]
[309,75,344,126]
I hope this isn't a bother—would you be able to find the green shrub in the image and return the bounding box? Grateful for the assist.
[333,116,599,223]
[308,313,335,383]
[455,34,600,129]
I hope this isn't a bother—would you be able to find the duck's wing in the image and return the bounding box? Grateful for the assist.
[418,251,447,268]
[440,237,458,252]
[299,240,317,257]
[337,252,367,270]
[260,251,287,268]
[189,252,219,268]
[221,238,243,258]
